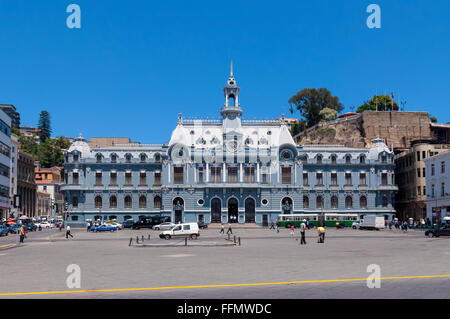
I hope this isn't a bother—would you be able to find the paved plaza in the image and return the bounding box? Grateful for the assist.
[0,226,449,299]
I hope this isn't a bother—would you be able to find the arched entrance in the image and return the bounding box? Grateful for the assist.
[228,198,239,223]
[245,197,256,223]
[211,198,221,223]
[281,197,293,214]
[173,197,184,224]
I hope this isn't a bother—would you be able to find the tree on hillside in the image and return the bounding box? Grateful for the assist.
[356,95,398,113]
[38,110,51,143]
[288,88,344,128]
[319,107,338,122]
[430,115,437,123]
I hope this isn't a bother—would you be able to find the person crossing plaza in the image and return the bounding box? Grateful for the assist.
[317,226,326,243]
[299,220,307,245]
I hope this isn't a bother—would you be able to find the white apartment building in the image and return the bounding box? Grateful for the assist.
[424,150,450,224]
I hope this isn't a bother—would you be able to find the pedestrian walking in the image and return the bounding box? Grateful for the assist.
[269,221,275,230]
[19,225,26,243]
[227,223,233,235]
[317,226,325,243]
[86,221,91,232]
[299,221,307,245]
[66,225,73,239]
[388,221,393,230]
[305,219,310,229]
[276,222,280,233]
[220,223,225,234]
[290,225,294,237]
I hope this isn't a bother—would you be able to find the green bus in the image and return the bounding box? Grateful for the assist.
[277,213,359,228]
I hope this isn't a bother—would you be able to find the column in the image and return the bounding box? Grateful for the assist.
[222,163,226,182]
[206,163,210,183]
[239,163,243,183]
[257,162,260,183]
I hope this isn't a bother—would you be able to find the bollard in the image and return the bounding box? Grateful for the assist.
[136,236,139,244]
[238,237,241,246]
[142,235,144,242]
[148,234,150,240]
[233,235,236,243]
[228,233,230,240]
[129,238,133,246]
[185,237,187,246]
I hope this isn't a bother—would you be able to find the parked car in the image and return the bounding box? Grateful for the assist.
[152,222,176,231]
[122,219,134,229]
[25,223,37,231]
[132,217,167,230]
[425,225,450,237]
[107,222,123,230]
[36,222,54,229]
[90,225,117,232]
[159,223,200,240]
[0,227,9,237]
[197,221,208,229]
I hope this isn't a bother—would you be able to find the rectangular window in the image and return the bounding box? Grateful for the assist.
[441,183,445,197]
[316,172,323,186]
[139,172,147,186]
[345,172,352,186]
[441,161,445,174]
[417,186,421,196]
[110,172,117,185]
[359,172,366,185]
[381,173,388,185]
[431,184,435,198]
[417,168,421,178]
[423,167,426,178]
[261,166,268,184]
[211,167,221,183]
[423,186,426,196]
[95,172,102,186]
[303,172,308,186]
[227,167,238,183]
[281,167,291,184]
[125,172,132,185]
[198,167,204,184]
[73,172,79,185]
[431,164,435,176]
[416,151,420,162]
[245,166,255,183]
[331,173,337,186]
[422,151,426,159]
[154,172,161,186]
[174,167,184,184]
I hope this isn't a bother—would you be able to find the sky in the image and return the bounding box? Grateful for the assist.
[0,0,449,144]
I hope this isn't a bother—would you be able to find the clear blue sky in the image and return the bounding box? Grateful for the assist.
[1,0,449,143]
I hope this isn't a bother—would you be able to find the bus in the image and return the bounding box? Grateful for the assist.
[277,213,359,228]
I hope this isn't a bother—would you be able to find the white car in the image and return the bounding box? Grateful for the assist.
[159,223,200,240]
[107,222,123,230]
[153,222,176,231]
[37,222,54,229]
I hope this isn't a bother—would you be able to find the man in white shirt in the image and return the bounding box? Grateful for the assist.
[66,225,73,239]
[299,220,307,245]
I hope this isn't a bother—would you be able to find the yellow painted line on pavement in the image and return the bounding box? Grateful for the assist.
[1,274,449,296]
[0,243,15,249]
[46,233,64,240]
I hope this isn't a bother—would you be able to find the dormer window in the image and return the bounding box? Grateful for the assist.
[73,154,79,163]
[154,153,161,162]
[125,154,132,163]
[345,155,351,164]
[360,155,365,164]
[381,155,387,163]
[316,155,322,164]
[96,154,102,163]
[281,150,292,160]
[331,155,337,164]
[111,154,117,163]
[140,153,146,163]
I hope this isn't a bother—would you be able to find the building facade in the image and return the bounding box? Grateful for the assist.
[62,69,398,226]
[394,142,449,221]
[424,150,450,224]
[9,134,18,218]
[17,150,37,217]
[35,166,64,217]
[0,110,11,220]
[0,104,20,129]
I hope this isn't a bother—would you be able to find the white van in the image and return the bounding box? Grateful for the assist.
[159,223,200,240]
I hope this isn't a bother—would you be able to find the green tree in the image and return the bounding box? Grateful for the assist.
[430,115,437,123]
[319,107,338,122]
[288,88,343,128]
[38,110,51,143]
[289,120,307,137]
[356,95,398,113]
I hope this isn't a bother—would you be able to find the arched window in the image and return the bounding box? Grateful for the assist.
[331,196,338,208]
[154,195,161,209]
[345,196,353,208]
[111,153,117,163]
[382,196,388,207]
[125,154,132,163]
[124,195,132,208]
[140,153,146,162]
[229,94,235,106]
[96,154,102,163]
[139,195,147,208]
[94,196,102,208]
[316,196,323,208]
[331,155,337,164]
[360,196,367,208]
[154,153,161,162]
[109,196,117,208]
[316,154,322,164]
[345,155,351,164]
[303,196,309,208]
[359,155,366,164]
[72,196,78,208]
